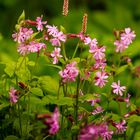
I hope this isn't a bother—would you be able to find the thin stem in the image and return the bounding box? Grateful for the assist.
[18,102,22,137]
[42,135,50,140]
[62,43,67,61]
[72,41,80,59]
[57,83,61,99]
[75,75,80,124]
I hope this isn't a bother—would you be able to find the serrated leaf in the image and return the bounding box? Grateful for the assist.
[30,88,43,97]
[18,10,25,24]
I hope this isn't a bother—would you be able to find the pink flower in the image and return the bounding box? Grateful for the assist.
[46,25,59,36]
[17,43,28,55]
[9,87,18,104]
[100,124,113,140]
[92,106,104,115]
[84,37,91,45]
[124,93,131,107]
[92,46,106,60]
[59,61,79,83]
[44,107,60,135]
[95,71,108,88]
[114,120,127,134]
[36,15,47,31]
[111,80,126,96]
[79,123,113,140]
[12,27,33,43]
[56,31,66,42]
[50,38,61,46]
[51,47,62,64]
[77,32,85,41]
[89,39,98,53]
[94,59,106,70]
[121,28,136,46]
[114,40,127,53]
[50,32,66,46]
[27,41,46,53]
[114,28,136,53]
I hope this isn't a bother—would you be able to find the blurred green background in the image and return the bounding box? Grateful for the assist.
[0,0,140,100]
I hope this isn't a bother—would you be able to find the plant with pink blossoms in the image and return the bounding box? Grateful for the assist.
[51,47,62,64]
[113,120,127,134]
[9,87,18,104]
[12,27,33,43]
[17,43,29,55]
[46,25,59,36]
[44,107,60,135]
[114,27,136,53]
[95,71,108,88]
[59,61,79,83]
[79,123,113,140]
[92,106,104,115]
[121,28,136,46]
[36,15,47,31]
[92,46,106,60]
[50,31,66,46]
[27,41,46,53]
[111,80,126,96]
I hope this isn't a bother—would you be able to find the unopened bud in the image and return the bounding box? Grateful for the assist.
[62,0,69,16]
[81,13,88,33]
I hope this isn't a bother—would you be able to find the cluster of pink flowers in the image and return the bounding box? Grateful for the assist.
[12,16,66,62]
[83,35,108,88]
[114,28,136,53]
[12,26,46,55]
[79,123,113,140]
[44,107,60,135]
[59,61,79,83]
[9,87,18,104]
[46,25,66,46]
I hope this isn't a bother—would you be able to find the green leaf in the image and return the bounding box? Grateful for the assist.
[79,93,95,101]
[30,87,43,97]
[128,115,140,124]
[60,25,66,33]
[42,95,74,106]
[18,10,25,24]
[46,64,62,70]
[4,62,16,77]
[115,65,128,75]
[30,32,39,40]
[28,61,35,66]
[4,135,19,140]
[38,76,59,95]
